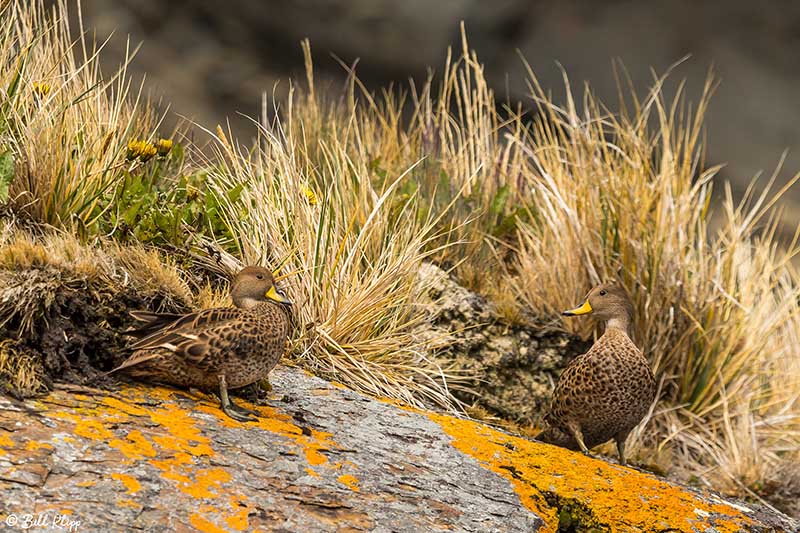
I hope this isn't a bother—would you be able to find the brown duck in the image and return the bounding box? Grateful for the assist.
[537,283,656,465]
[110,266,292,422]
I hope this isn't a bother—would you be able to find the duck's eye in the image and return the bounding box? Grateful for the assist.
[256,274,264,280]
[599,289,607,296]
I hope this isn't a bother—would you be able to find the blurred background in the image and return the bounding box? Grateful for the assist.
[73,0,800,234]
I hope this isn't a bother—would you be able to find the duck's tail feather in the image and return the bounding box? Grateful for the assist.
[125,310,184,339]
[106,351,161,376]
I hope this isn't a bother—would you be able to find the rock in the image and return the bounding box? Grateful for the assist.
[417,262,590,423]
[764,463,800,521]
[0,367,794,531]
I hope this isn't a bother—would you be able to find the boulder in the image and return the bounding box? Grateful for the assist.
[1,366,794,532]
[418,262,590,423]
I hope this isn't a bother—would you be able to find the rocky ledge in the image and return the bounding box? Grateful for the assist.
[1,367,795,532]
[417,262,590,424]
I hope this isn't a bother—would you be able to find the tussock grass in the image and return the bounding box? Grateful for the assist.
[204,114,469,410]
[197,34,530,409]
[508,68,800,498]
[0,338,43,396]
[291,35,528,294]
[0,222,194,393]
[198,36,529,410]
[0,223,193,329]
[0,0,171,233]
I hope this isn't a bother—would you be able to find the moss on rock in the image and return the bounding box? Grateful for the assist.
[418,262,590,423]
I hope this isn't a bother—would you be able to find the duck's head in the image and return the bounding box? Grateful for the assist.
[562,282,633,325]
[231,266,292,309]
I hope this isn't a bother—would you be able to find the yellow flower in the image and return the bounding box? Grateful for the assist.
[126,140,142,161]
[301,184,318,206]
[139,143,157,161]
[32,82,50,99]
[126,140,158,162]
[155,138,173,156]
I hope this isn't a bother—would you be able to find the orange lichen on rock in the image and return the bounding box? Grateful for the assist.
[338,474,360,492]
[21,385,255,529]
[116,498,142,509]
[101,396,148,416]
[108,429,157,459]
[111,472,142,494]
[149,462,231,499]
[225,496,252,531]
[25,440,53,451]
[429,413,755,533]
[186,467,232,499]
[143,389,215,457]
[190,511,228,533]
[8,383,350,530]
[188,501,253,533]
[194,399,336,468]
[69,417,115,440]
[45,386,226,501]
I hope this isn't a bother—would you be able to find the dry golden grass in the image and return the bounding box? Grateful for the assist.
[0,222,193,329]
[203,111,470,410]
[0,0,164,230]
[507,66,800,497]
[195,34,533,409]
[0,338,43,396]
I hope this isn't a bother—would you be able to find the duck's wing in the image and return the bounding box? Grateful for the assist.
[129,307,243,349]
[107,349,163,374]
[128,309,242,341]
[125,310,187,340]
[116,308,247,372]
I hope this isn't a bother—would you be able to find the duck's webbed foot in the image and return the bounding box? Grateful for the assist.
[218,375,258,422]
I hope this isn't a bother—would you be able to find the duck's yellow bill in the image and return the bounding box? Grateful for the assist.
[562,300,592,316]
[266,286,292,305]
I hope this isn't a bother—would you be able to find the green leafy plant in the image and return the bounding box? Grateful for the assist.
[0,150,13,202]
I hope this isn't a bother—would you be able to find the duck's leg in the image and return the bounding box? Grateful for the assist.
[567,422,591,456]
[218,375,258,422]
[614,431,629,466]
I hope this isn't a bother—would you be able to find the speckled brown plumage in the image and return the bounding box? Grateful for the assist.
[537,283,656,465]
[110,266,292,422]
